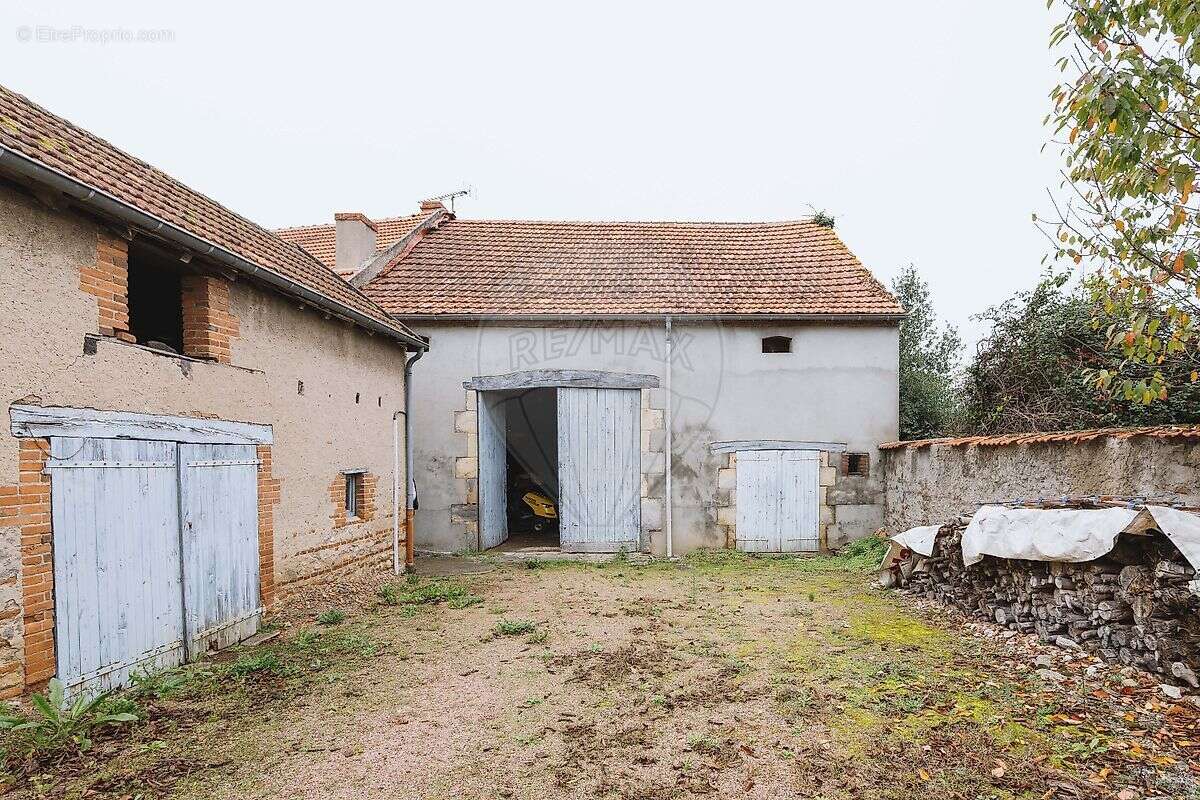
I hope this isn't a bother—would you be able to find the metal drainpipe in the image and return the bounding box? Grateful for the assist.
[664,317,674,559]
[392,409,405,575]
[403,348,425,571]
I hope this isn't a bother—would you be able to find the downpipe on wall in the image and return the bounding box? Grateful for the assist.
[394,348,425,574]
[664,316,674,559]
[403,348,424,571]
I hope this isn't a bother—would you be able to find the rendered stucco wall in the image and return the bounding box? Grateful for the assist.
[881,437,1200,532]
[407,319,899,554]
[0,182,409,622]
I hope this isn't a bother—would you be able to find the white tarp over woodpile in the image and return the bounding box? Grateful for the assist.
[954,505,1200,570]
[890,525,942,557]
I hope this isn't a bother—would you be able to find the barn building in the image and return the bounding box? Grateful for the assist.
[279,205,903,557]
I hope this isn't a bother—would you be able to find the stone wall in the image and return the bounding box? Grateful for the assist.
[881,433,1200,532]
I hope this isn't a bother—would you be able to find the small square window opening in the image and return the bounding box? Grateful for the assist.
[843,452,870,477]
[762,336,792,354]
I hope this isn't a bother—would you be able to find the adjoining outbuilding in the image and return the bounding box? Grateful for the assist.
[0,85,427,698]
[277,204,904,556]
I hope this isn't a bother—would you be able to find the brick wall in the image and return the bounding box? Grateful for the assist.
[79,233,133,342]
[181,274,240,363]
[0,440,53,697]
[257,445,280,609]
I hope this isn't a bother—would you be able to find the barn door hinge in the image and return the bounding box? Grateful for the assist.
[185,459,263,468]
[43,461,175,472]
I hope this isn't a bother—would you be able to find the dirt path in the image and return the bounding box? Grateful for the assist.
[64,553,1200,800]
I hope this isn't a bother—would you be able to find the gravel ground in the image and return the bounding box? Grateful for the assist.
[90,552,1200,800]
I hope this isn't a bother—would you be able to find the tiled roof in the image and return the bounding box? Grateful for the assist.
[275,214,429,275]
[359,219,904,317]
[879,425,1200,451]
[0,84,420,345]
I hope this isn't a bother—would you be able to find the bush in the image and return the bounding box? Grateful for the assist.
[0,679,138,756]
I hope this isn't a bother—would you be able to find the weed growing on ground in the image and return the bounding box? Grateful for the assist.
[526,630,549,645]
[495,619,536,636]
[317,609,346,626]
[447,593,483,609]
[524,558,544,569]
[293,628,321,647]
[377,583,402,606]
[128,667,190,700]
[228,651,287,678]
[0,679,139,759]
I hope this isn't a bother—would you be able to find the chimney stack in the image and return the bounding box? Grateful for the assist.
[419,199,446,213]
[334,212,378,274]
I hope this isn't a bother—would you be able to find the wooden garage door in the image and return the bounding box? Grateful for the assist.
[179,443,261,658]
[476,392,509,551]
[735,449,820,552]
[48,438,186,694]
[556,387,640,553]
[49,437,261,695]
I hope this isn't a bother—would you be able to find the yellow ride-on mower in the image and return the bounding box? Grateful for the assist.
[520,491,557,533]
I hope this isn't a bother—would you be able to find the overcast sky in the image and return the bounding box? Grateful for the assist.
[1,2,1064,348]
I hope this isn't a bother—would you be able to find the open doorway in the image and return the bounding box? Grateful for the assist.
[504,388,558,548]
[478,388,559,551]
[476,382,642,554]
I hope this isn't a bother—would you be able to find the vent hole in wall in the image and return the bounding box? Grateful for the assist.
[762,336,792,353]
[297,380,304,395]
[355,392,360,404]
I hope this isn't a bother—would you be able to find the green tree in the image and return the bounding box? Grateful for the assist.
[960,275,1200,433]
[892,266,962,440]
[1044,0,1200,405]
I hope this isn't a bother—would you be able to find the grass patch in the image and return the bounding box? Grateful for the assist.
[494,619,536,636]
[316,608,346,626]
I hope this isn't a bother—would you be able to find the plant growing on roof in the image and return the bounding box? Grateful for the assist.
[1042,0,1200,405]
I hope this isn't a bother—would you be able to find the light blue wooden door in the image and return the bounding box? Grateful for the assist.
[556,387,640,553]
[735,449,820,553]
[179,444,261,658]
[477,392,508,550]
[48,437,185,695]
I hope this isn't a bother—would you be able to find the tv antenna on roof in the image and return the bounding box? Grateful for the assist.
[429,186,473,214]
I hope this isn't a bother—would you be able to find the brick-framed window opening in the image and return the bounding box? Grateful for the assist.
[79,234,239,363]
[842,452,869,477]
[330,470,375,528]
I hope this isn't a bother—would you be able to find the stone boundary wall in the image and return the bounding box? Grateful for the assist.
[881,433,1200,533]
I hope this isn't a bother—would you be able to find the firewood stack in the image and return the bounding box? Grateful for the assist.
[898,519,1200,686]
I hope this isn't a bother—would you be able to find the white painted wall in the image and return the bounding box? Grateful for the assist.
[407,319,898,554]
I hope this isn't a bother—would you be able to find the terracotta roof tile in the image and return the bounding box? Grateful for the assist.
[275,214,429,276]
[0,84,418,343]
[879,425,1200,450]
[354,218,903,317]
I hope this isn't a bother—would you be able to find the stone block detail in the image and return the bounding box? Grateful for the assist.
[454,457,478,480]
[454,410,477,434]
